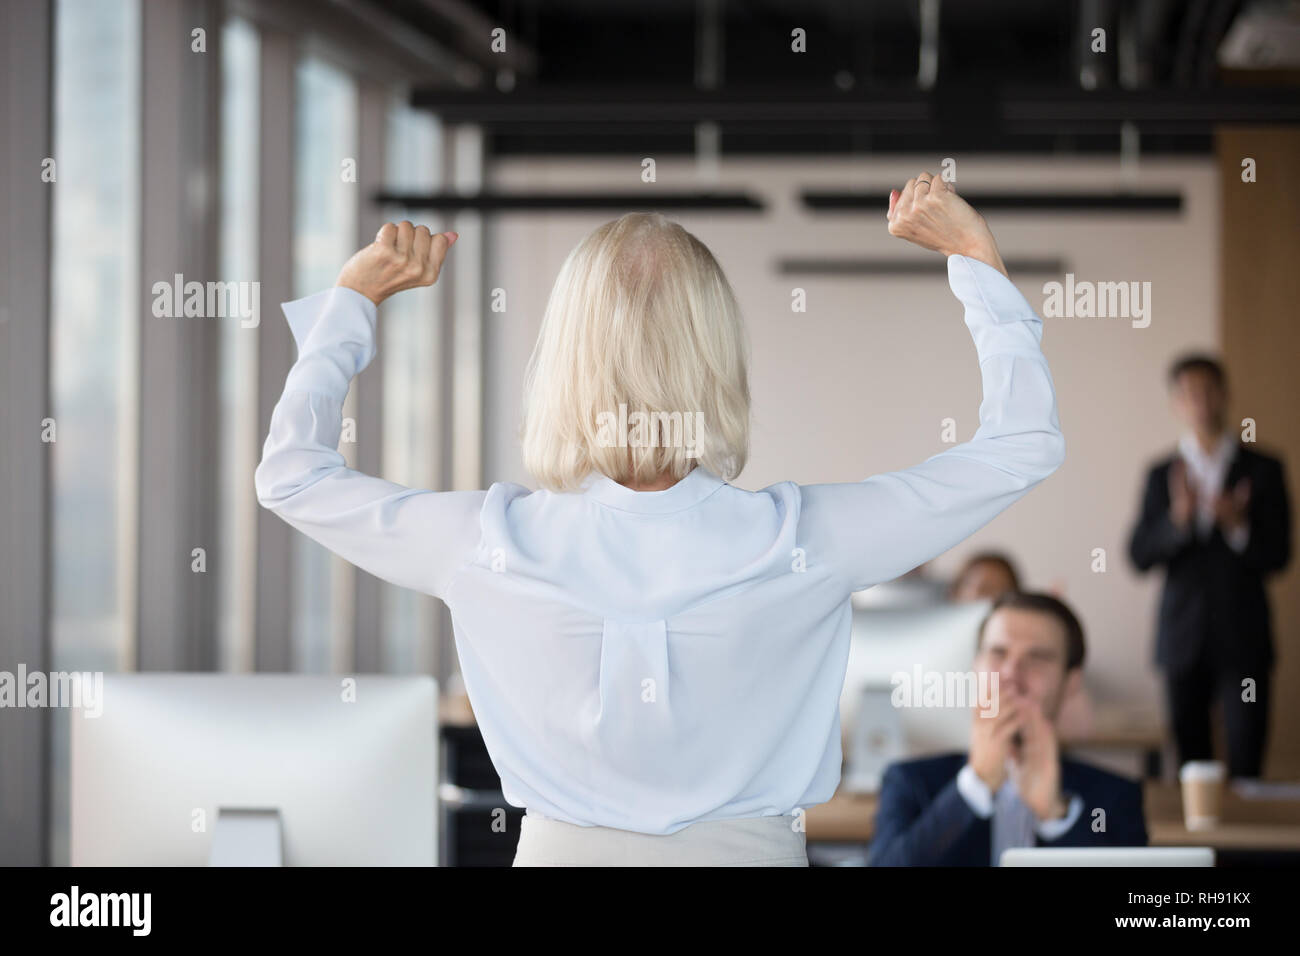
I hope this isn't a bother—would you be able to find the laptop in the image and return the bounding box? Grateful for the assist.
[1000,847,1215,867]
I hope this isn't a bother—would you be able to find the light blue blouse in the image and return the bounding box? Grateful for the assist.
[255,254,1065,835]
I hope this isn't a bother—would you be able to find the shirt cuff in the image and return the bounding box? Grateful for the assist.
[1226,524,1250,553]
[1035,793,1084,841]
[956,763,995,819]
[280,286,380,400]
[946,254,1044,357]
[282,285,378,353]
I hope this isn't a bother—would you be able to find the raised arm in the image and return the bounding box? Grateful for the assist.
[254,222,485,601]
[798,173,1065,593]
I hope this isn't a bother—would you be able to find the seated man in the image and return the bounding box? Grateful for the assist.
[947,550,1021,603]
[867,591,1147,866]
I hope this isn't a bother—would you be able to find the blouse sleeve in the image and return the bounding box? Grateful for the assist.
[798,254,1066,594]
[254,286,485,601]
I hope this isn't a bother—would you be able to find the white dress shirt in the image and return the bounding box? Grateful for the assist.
[955,762,1083,865]
[1178,430,1248,552]
[255,254,1065,835]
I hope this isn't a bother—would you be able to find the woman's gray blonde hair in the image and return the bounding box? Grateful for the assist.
[520,212,751,492]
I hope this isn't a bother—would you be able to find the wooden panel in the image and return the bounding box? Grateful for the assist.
[1216,127,1300,778]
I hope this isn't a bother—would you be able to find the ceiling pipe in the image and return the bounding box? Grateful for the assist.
[917,0,941,90]
[694,0,723,187]
[371,190,766,212]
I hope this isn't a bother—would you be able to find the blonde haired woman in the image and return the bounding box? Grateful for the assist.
[256,173,1064,866]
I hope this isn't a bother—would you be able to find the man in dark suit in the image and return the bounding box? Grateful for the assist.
[1128,354,1291,779]
[868,592,1147,866]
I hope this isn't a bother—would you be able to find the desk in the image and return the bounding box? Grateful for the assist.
[805,780,1300,856]
[440,695,1300,856]
[439,693,476,727]
[805,791,876,843]
[1144,781,1300,853]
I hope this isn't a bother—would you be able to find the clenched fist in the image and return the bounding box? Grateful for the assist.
[336,220,459,305]
[886,173,1008,277]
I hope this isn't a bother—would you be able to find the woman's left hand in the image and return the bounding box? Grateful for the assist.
[336,220,458,305]
[886,173,1007,277]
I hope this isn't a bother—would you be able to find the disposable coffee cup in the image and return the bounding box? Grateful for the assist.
[1179,760,1225,831]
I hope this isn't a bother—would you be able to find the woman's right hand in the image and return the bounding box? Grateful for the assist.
[886,172,1008,277]
[336,220,459,306]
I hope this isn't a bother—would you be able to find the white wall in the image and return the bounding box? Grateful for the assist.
[482,154,1219,723]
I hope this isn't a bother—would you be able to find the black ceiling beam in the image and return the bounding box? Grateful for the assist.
[1000,87,1300,129]
[804,191,1183,213]
[409,84,1300,130]
[410,85,931,125]
[372,191,766,212]
[399,0,539,76]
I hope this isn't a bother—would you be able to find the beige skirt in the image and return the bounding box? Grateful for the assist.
[512,812,809,867]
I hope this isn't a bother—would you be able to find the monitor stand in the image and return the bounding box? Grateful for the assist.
[208,808,284,866]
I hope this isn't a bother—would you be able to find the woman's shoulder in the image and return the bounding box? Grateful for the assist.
[479,480,538,517]
[723,477,802,508]
[707,478,803,533]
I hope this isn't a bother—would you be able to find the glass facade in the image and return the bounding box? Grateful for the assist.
[381,98,444,673]
[48,0,141,865]
[291,55,358,673]
[217,16,261,673]
[31,3,474,865]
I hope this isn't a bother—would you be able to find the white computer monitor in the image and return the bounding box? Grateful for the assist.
[841,598,994,770]
[71,674,437,866]
[1000,847,1215,867]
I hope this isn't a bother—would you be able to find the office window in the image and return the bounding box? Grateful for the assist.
[447,127,484,494]
[292,55,358,672]
[216,17,260,673]
[381,98,443,673]
[48,0,141,865]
